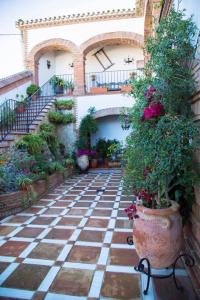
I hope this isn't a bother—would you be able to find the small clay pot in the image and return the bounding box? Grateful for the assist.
[133,201,183,269]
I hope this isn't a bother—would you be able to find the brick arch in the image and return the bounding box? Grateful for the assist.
[26,38,80,84]
[93,107,124,119]
[80,31,144,56]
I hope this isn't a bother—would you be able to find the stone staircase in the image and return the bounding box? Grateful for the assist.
[0,94,55,154]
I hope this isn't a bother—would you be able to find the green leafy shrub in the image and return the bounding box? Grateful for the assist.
[77,107,97,150]
[55,99,74,110]
[16,134,44,155]
[123,9,200,216]
[50,76,64,87]
[26,84,40,96]
[48,111,75,124]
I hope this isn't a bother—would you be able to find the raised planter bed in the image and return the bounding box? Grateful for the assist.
[0,169,73,219]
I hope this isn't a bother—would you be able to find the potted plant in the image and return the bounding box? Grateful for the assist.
[90,84,108,94]
[123,9,199,269]
[16,94,27,114]
[50,75,65,95]
[26,84,40,98]
[90,150,98,168]
[65,80,74,95]
[107,141,121,168]
[55,99,74,110]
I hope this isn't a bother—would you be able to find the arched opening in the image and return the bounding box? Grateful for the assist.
[26,38,79,87]
[80,32,144,93]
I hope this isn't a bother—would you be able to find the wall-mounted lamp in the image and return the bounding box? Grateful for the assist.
[47,60,51,69]
[124,56,134,65]
[69,62,74,68]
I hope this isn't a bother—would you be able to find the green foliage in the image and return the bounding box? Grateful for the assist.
[26,84,40,96]
[39,122,60,158]
[95,139,119,159]
[48,111,75,124]
[64,80,74,90]
[55,99,75,110]
[123,8,200,213]
[64,158,75,166]
[16,134,44,155]
[77,108,97,149]
[50,76,64,87]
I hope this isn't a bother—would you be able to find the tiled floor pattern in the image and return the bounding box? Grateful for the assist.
[0,170,197,300]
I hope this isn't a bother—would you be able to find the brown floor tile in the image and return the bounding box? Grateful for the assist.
[100,196,116,201]
[96,202,114,208]
[28,242,63,260]
[92,209,112,217]
[112,232,131,244]
[42,195,59,199]
[31,216,56,225]
[68,209,88,216]
[117,210,126,217]
[86,218,109,228]
[119,202,133,208]
[3,264,49,290]
[32,291,46,300]
[101,272,140,299]
[45,228,73,240]
[79,196,95,201]
[109,248,139,266]
[15,227,44,238]
[78,230,105,243]
[154,276,198,300]
[50,268,93,296]
[57,217,81,226]
[0,226,17,236]
[51,201,71,207]
[24,207,42,214]
[84,191,97,195]
[67,245,101,263]
[62,196,77,200]
[37,200,52,206]
[71,187,84,190]
[103,191,117,195]
[0,262,10,274]
[115,219,133,229]
[74,202,92,208]
[68,191,81,195]
[0,241,29,256]
[43,208,64,215]
[7,216,31,224]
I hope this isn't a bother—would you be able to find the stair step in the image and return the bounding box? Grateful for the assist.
[0,141,9,148]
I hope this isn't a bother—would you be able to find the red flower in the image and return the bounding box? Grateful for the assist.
[143,167,151,177]
[142,102,165,121]
[124,204,138,220]
[138,191,152,203]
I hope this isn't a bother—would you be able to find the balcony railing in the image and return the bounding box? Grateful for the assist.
[85,69,143,94]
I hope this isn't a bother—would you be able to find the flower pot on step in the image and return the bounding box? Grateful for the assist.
[133,201,183,269]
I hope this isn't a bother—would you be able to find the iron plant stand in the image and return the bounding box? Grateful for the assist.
[127,237,195,295]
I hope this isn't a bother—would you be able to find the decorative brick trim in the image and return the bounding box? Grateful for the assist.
[16,8,138,30]
[0,71,32,95]
[159,0,173,19]
[80,31,144,55]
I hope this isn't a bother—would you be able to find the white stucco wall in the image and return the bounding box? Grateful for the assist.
[91,115,131,146]
[27,17,144,53]
[38,51,55,85]
[76,93,134,127]
[0,80,32,105]
[85,44,143,73]
[38,50,74,85]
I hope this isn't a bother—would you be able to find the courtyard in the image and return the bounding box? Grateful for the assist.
[0,170,196,300]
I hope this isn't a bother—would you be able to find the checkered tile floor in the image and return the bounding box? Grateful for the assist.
[0,170,196,300]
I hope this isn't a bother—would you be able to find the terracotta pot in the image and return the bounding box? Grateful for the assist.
[90,159,98,168]
[90,87,108,94]
[133,201,183,269]
[120,85,132,93]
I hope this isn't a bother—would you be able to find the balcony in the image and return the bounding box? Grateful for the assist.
[85,69,143,94]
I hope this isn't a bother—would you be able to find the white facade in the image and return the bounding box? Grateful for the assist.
[0,80,32,105]
[91,115,131,146]
[76,93,134,126]
[27,18,144,53]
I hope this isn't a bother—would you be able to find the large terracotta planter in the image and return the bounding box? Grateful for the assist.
[90,87,108,94]
[133,201,183,269]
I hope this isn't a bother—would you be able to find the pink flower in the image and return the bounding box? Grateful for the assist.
[142,102,165,121]
[149,85,156,93]
[124,204,138,220]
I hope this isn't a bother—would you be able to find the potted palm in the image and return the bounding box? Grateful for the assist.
[123,9,200,269]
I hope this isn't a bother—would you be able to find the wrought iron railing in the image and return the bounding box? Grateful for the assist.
[0,74,74,141]
[85,69,143,93]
